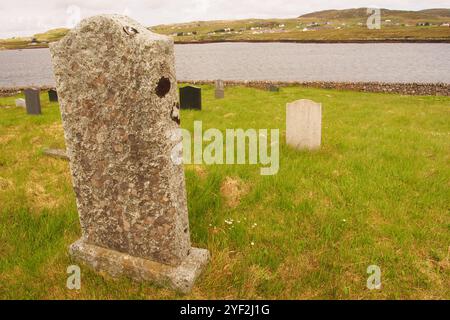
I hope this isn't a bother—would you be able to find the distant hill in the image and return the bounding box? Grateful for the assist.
[1,8,449,50]
[299,8,450,21]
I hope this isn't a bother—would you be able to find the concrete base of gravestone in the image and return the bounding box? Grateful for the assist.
[286,99,322,150]
[70,239,209,294]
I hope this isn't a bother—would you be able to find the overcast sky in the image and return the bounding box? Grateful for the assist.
[1,0,449,38]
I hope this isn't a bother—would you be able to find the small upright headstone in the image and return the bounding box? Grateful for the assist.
[180,85,202,110]
[269,84,280,92]
[24,88,41,115]
[15,98,26,108]
[286,99,322,150]
[50,15,209,293]
[48,89,58,102]
[215,80,224,99]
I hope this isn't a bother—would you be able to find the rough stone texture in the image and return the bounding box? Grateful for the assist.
[43,148,69,160]
[50,15,208,291]
[215,80,224,99]
[70,239,209,294]
[286,99,322,150]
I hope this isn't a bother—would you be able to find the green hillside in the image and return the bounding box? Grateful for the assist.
[1,8,449,50]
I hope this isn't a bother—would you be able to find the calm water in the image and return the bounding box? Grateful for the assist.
[0,43,449,87]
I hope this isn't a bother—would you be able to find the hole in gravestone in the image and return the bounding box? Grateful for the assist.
[156,77,171,98]
[123,26,138,36]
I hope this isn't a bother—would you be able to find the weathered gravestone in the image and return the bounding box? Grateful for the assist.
[15,98,26,108]
[215,80,224,99]
[48,89,58,102]
[180,85,201,110]
[24,88,41,114]
[50,15,209,293]
[286,99,322,150]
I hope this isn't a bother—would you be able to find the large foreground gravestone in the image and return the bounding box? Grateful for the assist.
[215,80,224,99]
[24,88,41,115]
[180,85,202,110]
[286,99,322,150]
[50,15,209,293]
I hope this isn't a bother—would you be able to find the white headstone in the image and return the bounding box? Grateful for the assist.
[286,99,322,150]
[15,98,26,108]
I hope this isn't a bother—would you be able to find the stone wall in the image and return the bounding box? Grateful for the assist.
[1,81,449,97]
[184,80,450,96]
[0,85,53,97]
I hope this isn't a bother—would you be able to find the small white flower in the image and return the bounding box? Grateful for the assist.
[251,242,255,246]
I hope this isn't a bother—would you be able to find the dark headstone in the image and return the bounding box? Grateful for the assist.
[180,86,202,110]
[48,89,58,102]
[269,85,280,92]
[24,88,41,115]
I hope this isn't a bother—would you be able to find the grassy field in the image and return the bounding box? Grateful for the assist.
[152,8,450,43]
[0,86,449,299]
[1,8,450,50]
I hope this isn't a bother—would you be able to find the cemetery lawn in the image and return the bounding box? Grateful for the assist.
[0,86,449,300]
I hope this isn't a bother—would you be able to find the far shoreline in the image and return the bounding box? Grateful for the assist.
[1,38,450,51]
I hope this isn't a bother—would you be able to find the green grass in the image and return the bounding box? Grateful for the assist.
[0,86,449,299]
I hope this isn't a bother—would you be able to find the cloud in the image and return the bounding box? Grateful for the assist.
[0,0,449,38]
